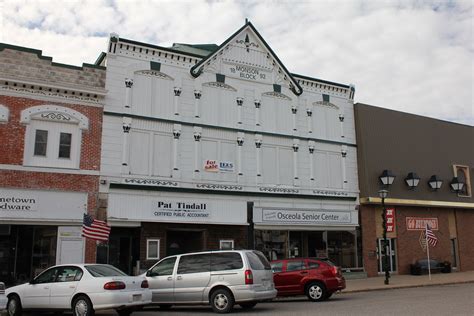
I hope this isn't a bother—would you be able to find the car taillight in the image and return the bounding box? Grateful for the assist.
[245,270,253,285]
[331,266,339,277]
[141,280,149,288]
[104,281,126,290]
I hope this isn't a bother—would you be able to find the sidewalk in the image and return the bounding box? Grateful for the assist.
[343,270,474,293]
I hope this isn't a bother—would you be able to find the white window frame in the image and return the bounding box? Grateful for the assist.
[21,105,88,169]
[219,239,234,250]
[146,239,160,260]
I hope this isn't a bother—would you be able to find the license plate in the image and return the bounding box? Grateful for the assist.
[263,281,270,289]
[133,294,142,302]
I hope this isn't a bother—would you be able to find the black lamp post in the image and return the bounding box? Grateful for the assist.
[378,169,395,285]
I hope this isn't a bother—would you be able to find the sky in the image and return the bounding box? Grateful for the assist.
[1,0,473,125]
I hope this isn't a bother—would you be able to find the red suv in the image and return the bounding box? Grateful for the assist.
[270,258,345,301]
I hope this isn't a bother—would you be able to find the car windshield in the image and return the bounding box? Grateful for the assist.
[85,265,128,277]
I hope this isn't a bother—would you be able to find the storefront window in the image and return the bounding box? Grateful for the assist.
[289,231,303,258]
[255,230,288,261]
[31,226,57,277]
[308,231,327,258]
[327,231,356,268]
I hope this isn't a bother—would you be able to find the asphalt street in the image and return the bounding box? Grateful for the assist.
[9,283,474,316]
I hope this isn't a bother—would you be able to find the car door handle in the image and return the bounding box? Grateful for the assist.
[43,286,49,289]
[177,276,183,280]
[167,277,173,281]
[300,271,308,275]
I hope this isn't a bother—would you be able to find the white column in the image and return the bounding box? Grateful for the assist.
[193,127,202,173]
[255,134,262,177]
[237,132,244,176]
[237,97,244,125]
[339,110,345,138]
[172,124,181,171]
[173,87,182,116]
[121,117,132,173]
[194,90,202,118]
[341,145,347,188]
[292,139,299,180]
[124,78,133,112]
[308,140,315,181]
[254,99,261,126]
[306,108,313,134]
[291,105,298,131]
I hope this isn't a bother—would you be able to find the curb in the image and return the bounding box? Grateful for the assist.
[341,279,474,294]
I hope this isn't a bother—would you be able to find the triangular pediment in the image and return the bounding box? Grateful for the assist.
[190,22,303,96]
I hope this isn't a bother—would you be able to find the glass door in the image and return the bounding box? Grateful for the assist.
[377,238,397,273]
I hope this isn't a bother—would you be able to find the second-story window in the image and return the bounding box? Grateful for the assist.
[21,105,89,169]
[34,130,48,156]
[59,132,72,159]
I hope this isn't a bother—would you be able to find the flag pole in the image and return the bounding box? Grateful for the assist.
[426,224,431,280]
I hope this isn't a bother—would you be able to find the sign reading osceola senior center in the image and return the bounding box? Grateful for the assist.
[262,209,351,224]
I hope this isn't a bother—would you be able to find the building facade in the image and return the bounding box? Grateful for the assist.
[99,22,361,275]
[355,103,474,277]
[0,44,106,285]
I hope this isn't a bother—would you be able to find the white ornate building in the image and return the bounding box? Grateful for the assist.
[98,22,360,273]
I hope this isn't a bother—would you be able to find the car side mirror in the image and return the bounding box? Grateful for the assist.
[146,270,157,277]
[29,279,36,284]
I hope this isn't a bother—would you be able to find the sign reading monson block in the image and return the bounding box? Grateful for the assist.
[406,217,439,231]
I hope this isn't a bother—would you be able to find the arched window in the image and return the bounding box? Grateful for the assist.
[21,105,89,169]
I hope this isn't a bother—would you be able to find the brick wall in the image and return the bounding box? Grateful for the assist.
[0,95,102,169]
[0,46,105,90]
[361,204,474,276]
[455,209,474,271]
[140,222,248,269]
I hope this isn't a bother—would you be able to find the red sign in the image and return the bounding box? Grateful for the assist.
[406,217,439,231]
[386,208,395,232]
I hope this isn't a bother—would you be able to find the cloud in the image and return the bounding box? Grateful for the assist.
[1,0,472,124]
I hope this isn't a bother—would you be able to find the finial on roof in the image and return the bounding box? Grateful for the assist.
[245,18,248,24]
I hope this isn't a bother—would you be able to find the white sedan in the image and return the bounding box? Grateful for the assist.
[5,264,152,316]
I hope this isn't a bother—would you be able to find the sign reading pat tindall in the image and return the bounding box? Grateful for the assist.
[262,209,351,225]
[154,201,211,220]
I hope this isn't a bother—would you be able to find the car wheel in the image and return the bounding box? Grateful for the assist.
[116,308,132,316]
[159,304,173,310]
[210,288,235,313]
[306,282,327,302]
[7,295,22,316]
[240,302,257,310]
[72,295,94,316]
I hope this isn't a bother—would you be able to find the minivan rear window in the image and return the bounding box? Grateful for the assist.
[211,252,243,271]
[246,251,271,270]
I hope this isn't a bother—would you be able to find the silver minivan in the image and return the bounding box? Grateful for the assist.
[145,250,277,313]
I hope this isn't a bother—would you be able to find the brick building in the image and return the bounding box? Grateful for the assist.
[98,21,360,275]
[355,103,474,277]
[0,43,106,285]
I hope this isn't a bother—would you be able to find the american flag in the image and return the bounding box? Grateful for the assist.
[426,224,438,247]
[82,213,111,242]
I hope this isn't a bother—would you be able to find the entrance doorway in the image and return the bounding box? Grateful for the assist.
[166,230,204,256]
[377,238,397,273]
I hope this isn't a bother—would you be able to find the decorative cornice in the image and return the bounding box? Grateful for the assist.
[259,187,299,194]
[196,183,243,191]
[203,81,237,91]
[262,91,291,100]
[313,190,350,197]
[123,178,179,187]
[21,105,89,129]
[136,70,174,80]
[314,101,339,109]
